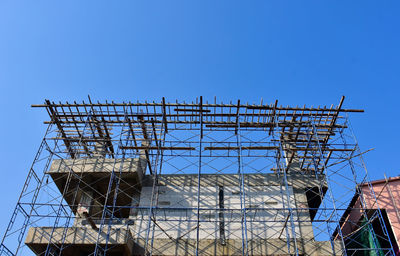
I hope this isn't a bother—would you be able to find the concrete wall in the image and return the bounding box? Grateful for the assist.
[134,185,298,240]
[130,173,331,255]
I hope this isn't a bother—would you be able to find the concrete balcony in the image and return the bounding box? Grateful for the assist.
[25,226,134,256]
[47,158,146,219]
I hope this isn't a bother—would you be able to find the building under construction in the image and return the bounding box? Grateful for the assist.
[0,97,396,255]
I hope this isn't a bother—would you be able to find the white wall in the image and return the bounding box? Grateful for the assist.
[133,185,299,240]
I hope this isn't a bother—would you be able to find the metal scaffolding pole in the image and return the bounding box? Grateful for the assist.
[195,96,203,256]
[236,113,249,256]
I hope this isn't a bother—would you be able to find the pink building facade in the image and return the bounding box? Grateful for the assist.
[339,176,400,255]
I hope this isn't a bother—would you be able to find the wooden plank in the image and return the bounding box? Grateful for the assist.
[127,118,139,153]
[203,146,353,152]
[33,101,364,113]
[45,100,75,158]
[162,97,168,133]
[200,96,203,139]
[174,108,211,113]
[269,100,278,135]
[151,118,159,149]
[101,117,115,157]
[235,100,240,134]
[205,146,278,150]
[120,146,195,150]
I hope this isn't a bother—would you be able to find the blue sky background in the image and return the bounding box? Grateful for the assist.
[0,0,399,238]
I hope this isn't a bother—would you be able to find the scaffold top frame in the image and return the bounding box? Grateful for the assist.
[31,96,362,166]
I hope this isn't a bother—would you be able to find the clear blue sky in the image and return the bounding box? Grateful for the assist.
[0,0,399,236]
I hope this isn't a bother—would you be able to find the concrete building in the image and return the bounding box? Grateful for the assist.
[0,97,396,255]
[24,153,341,255]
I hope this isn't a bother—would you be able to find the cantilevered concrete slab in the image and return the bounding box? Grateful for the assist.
[26,226,134,256]
[48,157,146,218]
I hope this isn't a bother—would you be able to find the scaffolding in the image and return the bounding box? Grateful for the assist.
[0,96,396,255]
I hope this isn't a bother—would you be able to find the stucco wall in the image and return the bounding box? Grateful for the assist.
[362,179,400,244]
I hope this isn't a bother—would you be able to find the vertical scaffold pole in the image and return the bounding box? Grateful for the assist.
[308,120,345,256]
[275,148,291,253]
[276,142,299,256]
[236,111,249,256]
[148,116,166,255]
[272,107,299,256]
[195,96,203,256]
